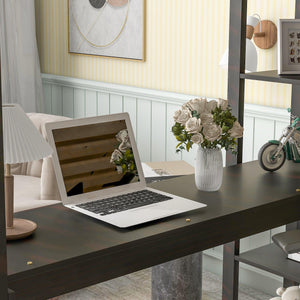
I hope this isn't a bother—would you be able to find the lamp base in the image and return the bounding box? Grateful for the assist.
[6,218,37,240]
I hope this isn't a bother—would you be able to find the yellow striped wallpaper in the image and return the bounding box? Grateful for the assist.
[35,0,295,108]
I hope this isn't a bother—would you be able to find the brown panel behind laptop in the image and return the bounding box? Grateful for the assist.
[52,120,126,143]
[53,120,127,194]
[57,138,116,162]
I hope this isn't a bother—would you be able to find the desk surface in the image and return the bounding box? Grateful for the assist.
[7,160,300,299]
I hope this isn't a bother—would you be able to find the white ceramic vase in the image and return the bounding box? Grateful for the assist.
[195,146,223,191]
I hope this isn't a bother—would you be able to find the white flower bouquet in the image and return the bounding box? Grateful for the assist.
[172,98,243,153]
[110,129,137,175]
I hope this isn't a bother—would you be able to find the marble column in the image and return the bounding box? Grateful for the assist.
[152,252,202,300]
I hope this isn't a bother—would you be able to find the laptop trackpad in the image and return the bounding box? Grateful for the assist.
[102,201,184,228]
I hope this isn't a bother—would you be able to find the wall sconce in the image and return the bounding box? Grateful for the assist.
[219,14,277,73]
[252,16,277,50]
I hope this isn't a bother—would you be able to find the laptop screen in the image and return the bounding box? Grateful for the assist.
[52,119,140,197]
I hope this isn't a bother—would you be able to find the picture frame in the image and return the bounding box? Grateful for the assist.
[278,19,300,74]
[68,0,145,61]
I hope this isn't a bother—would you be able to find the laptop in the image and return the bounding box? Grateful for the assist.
[45,113,206,228]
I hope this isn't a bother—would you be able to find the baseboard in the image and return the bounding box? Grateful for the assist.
[203,250,282,296]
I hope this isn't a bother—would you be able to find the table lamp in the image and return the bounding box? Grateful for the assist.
[2,104,53,240]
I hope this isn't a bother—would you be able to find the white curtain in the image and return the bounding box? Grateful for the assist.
[0,0,44,113]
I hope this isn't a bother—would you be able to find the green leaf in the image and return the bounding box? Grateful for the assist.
[186,141,191,152]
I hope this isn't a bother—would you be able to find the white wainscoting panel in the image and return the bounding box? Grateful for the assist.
[42,73,290,294]
[42,74,290,166]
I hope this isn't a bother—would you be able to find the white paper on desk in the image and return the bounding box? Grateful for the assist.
[288,252,300,263]
[141,163,169,177]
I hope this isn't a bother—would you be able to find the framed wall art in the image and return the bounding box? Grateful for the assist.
[68,0,145,61]
[278,19,300,74]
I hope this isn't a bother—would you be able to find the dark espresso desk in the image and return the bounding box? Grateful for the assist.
[6,161,300,299]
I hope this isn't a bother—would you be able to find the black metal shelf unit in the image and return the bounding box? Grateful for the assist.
[236,244,300,283]
[241,70,300,85]
[223,1,300,299]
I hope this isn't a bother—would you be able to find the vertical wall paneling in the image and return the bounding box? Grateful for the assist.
[42,75,290,166]
[110,94,123,114]
[181,144,197,167]
[51,85,63,116]
[137,99,152,162]
[62,87,74,118]
[275,121,289,137]
[43,83,52,114]
[123,96,137,136]
[74,89,85,118]
[151,102,167,162]
[97,92,110,116]
[253,118,275,159]
[85,90,97,117]
[270,226,286,237]
[212,245,224,257]
[243,116,255,162]
[247,231,272,251]
[166,103,182,161]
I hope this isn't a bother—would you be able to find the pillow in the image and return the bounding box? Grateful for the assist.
[40,157,61,201]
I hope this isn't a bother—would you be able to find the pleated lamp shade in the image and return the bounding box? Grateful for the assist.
[2,104,52,164]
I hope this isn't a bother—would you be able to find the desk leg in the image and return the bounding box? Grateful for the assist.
[151,252,202,300]
[222,241,240,300]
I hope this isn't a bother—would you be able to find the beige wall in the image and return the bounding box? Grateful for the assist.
[35,0,295,108]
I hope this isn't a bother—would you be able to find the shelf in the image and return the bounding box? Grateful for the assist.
[236,243,300,283]
[240,70,300,85]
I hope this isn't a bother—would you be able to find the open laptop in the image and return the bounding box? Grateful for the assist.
[45,113,206,228]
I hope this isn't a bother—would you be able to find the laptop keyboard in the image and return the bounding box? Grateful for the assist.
[76,190,172,216]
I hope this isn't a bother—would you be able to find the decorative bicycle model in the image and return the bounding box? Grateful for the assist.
[258,108,300,172]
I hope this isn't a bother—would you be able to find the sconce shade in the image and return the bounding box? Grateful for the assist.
[245,39,258,72]
[247,15,260,28]
[2,104,52,164]
[219,15,259,73]
[219,40,257,72]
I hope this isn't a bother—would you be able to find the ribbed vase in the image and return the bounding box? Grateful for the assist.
[195,146,223,191]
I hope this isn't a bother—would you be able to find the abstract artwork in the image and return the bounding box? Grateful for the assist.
[69,0,145,60]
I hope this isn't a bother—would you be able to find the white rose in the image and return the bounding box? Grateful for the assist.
[174,108,192,126]
[116,129,128,142]
[229,121,243,138]
[183,98,207,114]
[116,166,123,174]
[191,133,204,144]
[217,98,228,110]
[203,123,222,142]
[173,110,181,122]
[185,117,202,134]
[205,100,217,113]
[200,113,214,125]
[110,149,123,164]
[119,137,131,152]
